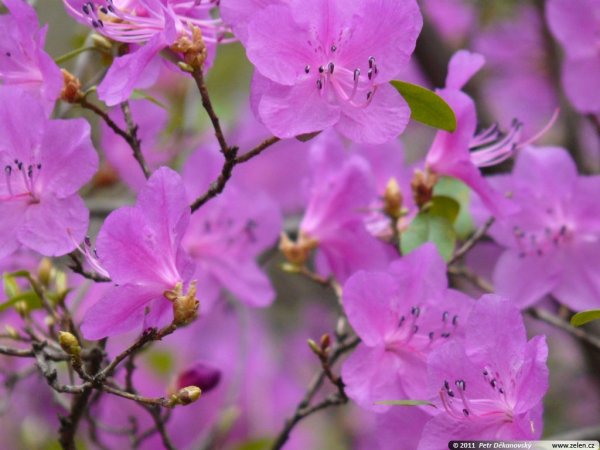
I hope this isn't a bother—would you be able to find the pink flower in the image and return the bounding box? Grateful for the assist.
[341,243,474,411]
[0,0,63,114]
[182,148,282,309]
[63,0,228,105]
[299,143,390,282]
[219,0,283,44]
[0,87,98,259]
[547,0,600,113]
[245,0,422,143]
[483,146,600,311]
[425,50,521,217]
[81,167,195,339]
[418,295,548,448]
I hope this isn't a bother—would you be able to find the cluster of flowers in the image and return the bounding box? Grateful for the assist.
[0,0,599,448]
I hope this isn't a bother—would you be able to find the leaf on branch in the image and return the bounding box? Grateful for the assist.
[433,177,474,239]
[390,81,456,131]
[0,290,43,313]
[374,399,436,407]
[400,212,457,261]
[571,309,600,327]
[426,195,460,224]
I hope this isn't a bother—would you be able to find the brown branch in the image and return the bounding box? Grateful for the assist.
[0,345,35,358]
[96,323,177,382]
[271,336,360,450]
[447,265,494,293]
[449,217,494,265]
[528,307,600,351]
[101,384,169,407]
[191,67,230,156]
[235,136,281,164]
[120,101,150,179]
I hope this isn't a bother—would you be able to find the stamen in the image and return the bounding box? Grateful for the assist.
[328,62,335,74]
[331,44,337,52]
[305,65,310,74]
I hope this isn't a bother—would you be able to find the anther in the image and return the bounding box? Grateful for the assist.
[428,331,434,340]
[442,311,449,322]
[316,79,323,90]
[490,379,497,389]
[353,69,360,81]
[328,62,335,74]
[100,6,108,14]
[452,315,458,326]
[318,66,325,74]
[398,316,405,327]
[368,56,375,68]
[411,306,420,317]
[304,65,310,74]
[82,4,89,14]
[331,44,337,52]
[368,69,373,80]
[441,332,450,338]
[463,408,469,417]
[455,380,466,391]
[4,165,11,175]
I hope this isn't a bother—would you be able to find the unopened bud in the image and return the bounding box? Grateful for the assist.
[167,386,202,407]
[177,362,221,394]
[411,169,437,209]
[37,258,53,287]
[58,331,81,357]
[90,33,113,51]
[383,178,404,219]
[336,317,347,338]
[320,333,331,351]
[60,69,83,103]
[177,61,194,73]
[165,281,199,326]
[279,232,318,267]
[4,325,18,339]
[307,339,322,356]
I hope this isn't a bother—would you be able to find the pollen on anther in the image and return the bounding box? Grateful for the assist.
[328,62,335,74]
[316,79,323,90]
[305,65,310,74]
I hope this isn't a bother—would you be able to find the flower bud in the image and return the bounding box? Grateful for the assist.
[279,232,318,267]
[4,325,18,339]
[383,178,404,219]
[172,26,207,70]
[165,281,200,326]
[176,362,221,394]
[411,169,437,209]
[320,333,331,351]
[167,386,202,407]
[58,331,81,357]
[60,69,83,103]
[307,338,322,356]
[37,258,53,287]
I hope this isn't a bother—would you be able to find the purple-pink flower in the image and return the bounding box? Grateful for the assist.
[245,0,422,143]
[418,295,548,448]
[63,0,228,105]
[341,243,474,411]
[547,0,600,113]
[424,50,521,217]
[182,148,282,309]
[0,87,98,259]
[482,146,600,311]
[0,0,63,114]
[298,143,390,282]
[81,166,196,339]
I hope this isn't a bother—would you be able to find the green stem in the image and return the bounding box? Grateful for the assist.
[55,46,98,65]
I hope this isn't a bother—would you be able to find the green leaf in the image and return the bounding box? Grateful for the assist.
[131,90,168,110]
[427,195,460,224]
[571,310,600,327]
[390,81,457,131]
[0,291,43,313]
[375,399,436,407]
[296,131,322,142]
[401,212,457,261]
[434,177,475,239]
[233,438,274,450]
[3,273,20,299]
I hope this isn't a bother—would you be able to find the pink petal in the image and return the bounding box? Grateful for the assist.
[18,194,89,256]
[445,50,485,90]
[335,82,411,144]
[0,200,28,260]
[563,56,600,113]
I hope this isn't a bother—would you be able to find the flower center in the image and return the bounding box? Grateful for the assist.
[2,159,42,204]
[512,222,571,258]
[385,307,460,355]
[304,46,379,108]
[439,369,514,422]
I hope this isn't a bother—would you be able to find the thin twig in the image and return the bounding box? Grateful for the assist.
[101,385,169,407]
[68,253,111,283]
[528,307,600,351]
[449,217,494,265]
[271,336,360,450]
[235,136,281,164]
[121,101,150,179]
[191,67,230,156]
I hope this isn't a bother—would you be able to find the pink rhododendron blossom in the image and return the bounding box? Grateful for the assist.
[245,0,422,143]
[425,50,521,216]
[342,243,474,411]
[482,146,600,311]
[547,0,600,113]
[0,0,63,114]
[418,295,548,448]
[299,143,390,282]
[81,166,195,339]
[0,87,97,259]
[182,148,282,309]
[421,0,476,45]
[62,0,228,105]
